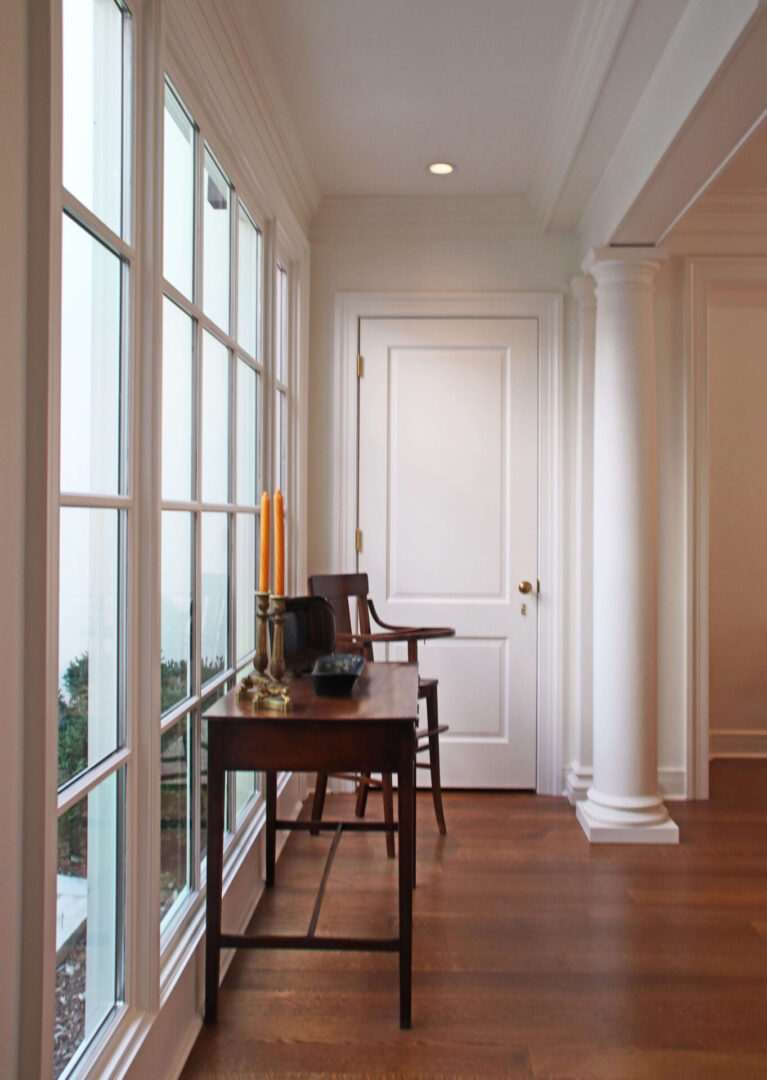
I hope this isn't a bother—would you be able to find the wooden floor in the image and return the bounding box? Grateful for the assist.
[181,761,767,1079]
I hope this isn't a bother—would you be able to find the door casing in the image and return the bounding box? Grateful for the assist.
[333,292,564,795]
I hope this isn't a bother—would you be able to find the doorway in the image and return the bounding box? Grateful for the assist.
[334,292,563,794]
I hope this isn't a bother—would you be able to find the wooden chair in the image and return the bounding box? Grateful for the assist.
[308,572,451,855]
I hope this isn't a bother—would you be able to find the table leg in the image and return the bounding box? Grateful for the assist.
[397,755,414,1030]
[265,769,277,887]
[204,737,224,1023]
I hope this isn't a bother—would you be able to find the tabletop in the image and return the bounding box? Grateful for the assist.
[205,660,420,725]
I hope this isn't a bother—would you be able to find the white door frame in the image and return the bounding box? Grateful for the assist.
[685,256,767,799]
[334,291,564,795]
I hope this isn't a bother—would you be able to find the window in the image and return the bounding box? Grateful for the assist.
[56,0,132,1074]
[160,83,263,936]
[50,17,302,1076]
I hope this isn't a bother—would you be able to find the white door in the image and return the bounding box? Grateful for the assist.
[358,317,539,788]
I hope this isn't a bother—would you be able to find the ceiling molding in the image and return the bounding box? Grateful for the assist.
[221,0,322,222]
[311,194,541,240]
[578,0,764,258]
[528,0,636,232]
[165,0,321,233]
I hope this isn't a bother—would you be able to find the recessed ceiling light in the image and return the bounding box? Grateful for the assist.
[428,162,455,175]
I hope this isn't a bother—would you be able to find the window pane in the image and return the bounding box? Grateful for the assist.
[236,514,256,660]
[55,769,124,1079]
[60,215,122,496]
[236,360,259,505]
[162,298,194,502]
[62,0,127,236]
[199,684,226,863]
[234,664,259,820]
[201,513,229,684]
[237,207,260,358]
[160,716,191,928]
[236,770,257,823]
[201,332,230,504]
[59,509,121,787]
[275,264,288,383]
[275,388,287,499]
[163,85,194,299]
[161,512,193,714]
[203,148,230,332]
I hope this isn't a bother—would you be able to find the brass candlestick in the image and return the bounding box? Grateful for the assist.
[269,594,286,681]
[254,591,270,675]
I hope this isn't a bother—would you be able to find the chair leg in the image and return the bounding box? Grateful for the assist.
[382,773,395,859]
[355,772,371,817]
[310,772,328,835]
[424,684,447,835]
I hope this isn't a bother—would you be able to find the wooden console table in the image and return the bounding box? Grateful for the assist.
[203,661,420,1028]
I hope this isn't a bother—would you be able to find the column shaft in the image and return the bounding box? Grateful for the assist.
[576,248,678,843]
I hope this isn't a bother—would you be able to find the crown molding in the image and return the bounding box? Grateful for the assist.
[578,0,763,258]
[165,0,321,234]
[311,194,541,240]
[528,0,636,232]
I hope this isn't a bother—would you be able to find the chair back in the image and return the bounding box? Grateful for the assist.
[308,573,374,661]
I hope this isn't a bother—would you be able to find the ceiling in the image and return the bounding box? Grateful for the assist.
[241,0,693,229]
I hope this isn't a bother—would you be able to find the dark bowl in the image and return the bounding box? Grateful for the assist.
[310,653,365,696]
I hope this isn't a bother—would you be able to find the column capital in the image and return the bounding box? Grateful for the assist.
[570,274,596,310]
[582,245,667,286]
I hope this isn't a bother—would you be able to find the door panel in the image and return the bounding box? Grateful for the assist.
[358,317,538,788]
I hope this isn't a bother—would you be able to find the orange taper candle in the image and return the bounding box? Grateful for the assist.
[259,491,270,592]
[274,489,285,595]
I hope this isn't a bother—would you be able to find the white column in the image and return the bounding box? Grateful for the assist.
[566,276,596,805]
[576,248,678,843]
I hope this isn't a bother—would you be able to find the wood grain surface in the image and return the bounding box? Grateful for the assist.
[181,760,767,1079]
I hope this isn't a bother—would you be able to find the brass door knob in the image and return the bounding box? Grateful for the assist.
[518,580,533,594]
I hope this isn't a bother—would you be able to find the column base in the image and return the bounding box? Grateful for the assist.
[565,762,593,806]
[576,789,679,844]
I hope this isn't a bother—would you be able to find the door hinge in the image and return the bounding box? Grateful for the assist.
[357,353,364,378]
[355,528,363,553]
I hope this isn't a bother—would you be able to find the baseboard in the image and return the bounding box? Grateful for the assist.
[710,729,767,758]
[563,763,687,802]
[658,767,687,800]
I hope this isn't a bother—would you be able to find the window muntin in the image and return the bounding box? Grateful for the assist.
[62,0,128,237]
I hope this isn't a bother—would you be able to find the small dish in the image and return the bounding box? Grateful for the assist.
[310,653,365,696]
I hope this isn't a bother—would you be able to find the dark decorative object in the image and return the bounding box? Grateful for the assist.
[310,653,365,696]
[268,595,336,675]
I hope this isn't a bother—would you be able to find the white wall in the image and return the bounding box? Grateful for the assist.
[308,196,579,572]
[708,288,767,752]
[653,258,689,793]
[0,1,27,1074]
